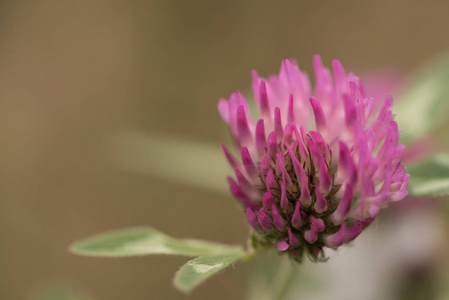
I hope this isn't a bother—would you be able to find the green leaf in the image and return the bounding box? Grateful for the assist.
[70,227,243,257]
[31,285,93,300]
[174,252,246,293]
[395,53,449,143]
[407,153,449,197]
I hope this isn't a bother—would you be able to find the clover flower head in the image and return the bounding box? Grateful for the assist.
[218,56,409,262]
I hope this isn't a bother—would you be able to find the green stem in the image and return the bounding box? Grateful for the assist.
[244,247,269,261]
[270,259,297,300]
[244,230,271,261]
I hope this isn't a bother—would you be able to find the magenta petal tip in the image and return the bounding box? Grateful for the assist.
[277,240,290,251]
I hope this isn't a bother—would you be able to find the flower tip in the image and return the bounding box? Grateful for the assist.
[332,59,347,89]
[312,55,324,74]
[258,81,271,116]
[309,97,326,132]
[324,223,347,248]
[272,204,287,231]
[255,119,267,158]
[236,105,252,145]
[288,227,300,247]
[220,142,239,168]
[267,131,278,159]
[217,98,229,122]
[291,200,302,229]
[277,240,290,251]
[246,208,258,230]
[331,184,353,225]
[304,229,318,244]
[309,216,325,232]
[240,147,257,177]
[274,107,283,140]
[287,94,295,123]
[368,202,380,217]
[262,191,274,209]
[258,208,272,231]
[313,184,328,214]
[344,221,364,243]
[331,59,343,70]
[259,81,267,98]
[251,69,259,79]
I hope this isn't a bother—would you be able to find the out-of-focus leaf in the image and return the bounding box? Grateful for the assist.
[30,285,93,300]
[112,131,229,194]
[407,153,449,196]
[70,227,243,257]
[174,252,246,293]
[395,53,449,143]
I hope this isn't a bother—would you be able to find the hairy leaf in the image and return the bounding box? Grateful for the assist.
[174,252,246,293]
[395,53,449,143]
[407,153,449,196]
[70,227,243,257]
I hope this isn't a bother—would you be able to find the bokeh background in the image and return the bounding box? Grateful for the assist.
[2,1,449,299]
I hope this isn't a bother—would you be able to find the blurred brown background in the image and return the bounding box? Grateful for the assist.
[1,1,449,299]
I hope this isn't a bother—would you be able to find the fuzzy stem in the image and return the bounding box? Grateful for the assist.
[270,259,297,300]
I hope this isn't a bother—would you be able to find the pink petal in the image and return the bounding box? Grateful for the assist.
[309,216,325,232]
[267,131,278,160]
[338,141,358,186]
[265,169,278,193]
[259,155,271,179]
[279,181,289,212]
[246,208,259,230]
[331,184,353,225]
[288,228,300,247]
[277,240,290,251]
[255,119,267,158]
[324,223,347,248]
[287,94,295,123]
[235,168,252,193]
[304,228,318,244]
[274,107,283,142]
[310,97,327,133]
[344,221,363,243]
[217,98,229,122]
[282,123,295,147]
[259,80,271,118]
[258,208,272,231]
[241,147,257,177]
[314,183,328,214]
[291,200,303,229]
[220,143,240,169]
[272,204,287,231]
[237,105,252,146]
[262,191,274,209]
